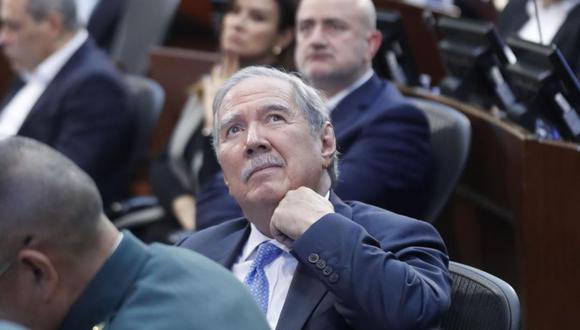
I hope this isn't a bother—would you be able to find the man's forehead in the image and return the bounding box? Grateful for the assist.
[220,77,294,111]
[298,0,361,19]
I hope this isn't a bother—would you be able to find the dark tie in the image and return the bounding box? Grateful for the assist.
[243,242,283,313]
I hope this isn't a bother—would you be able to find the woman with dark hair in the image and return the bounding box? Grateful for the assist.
[148,0,297,238]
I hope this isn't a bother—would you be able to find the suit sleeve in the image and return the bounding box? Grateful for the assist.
[291,211,451,330]
[333,102,432,218]
[53,73,132,183]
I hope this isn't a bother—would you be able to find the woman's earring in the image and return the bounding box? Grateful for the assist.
[273,45,282,55]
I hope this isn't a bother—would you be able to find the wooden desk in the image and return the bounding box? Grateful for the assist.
[401,86,580,330]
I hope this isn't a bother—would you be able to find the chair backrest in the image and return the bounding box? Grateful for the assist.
[443,261,521,330]
[124,74,165,174]
[110,0,181,75]
[409,97,471,222]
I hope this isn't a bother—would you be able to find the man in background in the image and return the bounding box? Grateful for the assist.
[0,0,133,205]
[294,0,434,218]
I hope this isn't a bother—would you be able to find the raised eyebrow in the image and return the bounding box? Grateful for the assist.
[261,103,292,115]
[218,103,292,129]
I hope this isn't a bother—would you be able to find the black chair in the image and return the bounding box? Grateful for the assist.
[409,97,471,222]
[442,261,521,330]
[107,75,165,220]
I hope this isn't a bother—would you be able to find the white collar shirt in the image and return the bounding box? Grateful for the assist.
[232,191,331,329]
[0,30,89,139]
[233,224,298,329]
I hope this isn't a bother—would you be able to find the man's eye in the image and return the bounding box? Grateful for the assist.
[226,125,242,136]
[267,114,284,123]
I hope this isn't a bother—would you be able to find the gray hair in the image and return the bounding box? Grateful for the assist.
[0,137,103,260]
[26,0,79,31]
[211,66,339,186]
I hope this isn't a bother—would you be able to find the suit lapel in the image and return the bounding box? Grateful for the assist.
[331,74,384,142]
[19,40,91,132]
[276,192,352,330]
[276,264,329,330]
[205,221,251,268]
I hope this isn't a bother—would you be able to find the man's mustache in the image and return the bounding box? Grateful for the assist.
[241,154,285,183]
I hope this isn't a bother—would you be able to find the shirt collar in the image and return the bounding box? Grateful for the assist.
[326,69,374,111]
[23,29,89,84]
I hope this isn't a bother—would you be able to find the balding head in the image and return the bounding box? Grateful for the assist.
[0,137,104,258]
[354,0,377,30]
[295,0,382,96]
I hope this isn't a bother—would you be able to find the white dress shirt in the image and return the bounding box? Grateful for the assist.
[232,191,331,329]
[518,0,580,44]
[232,224,298,329]
[0,30,89,139]
[76,0,101,26]
[325,68,374,112]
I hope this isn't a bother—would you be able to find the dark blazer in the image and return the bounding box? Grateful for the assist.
[180,192,451,330]
[1,38,134,205]
[195,73,433,227]
[331,74,433,219]
[59,232,269,329]
[87,0,125,51]
[497,0,580,78]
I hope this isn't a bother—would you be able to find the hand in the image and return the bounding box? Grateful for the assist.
[270,187,334,248]
[171,195,197,231]
[201,52,239,133]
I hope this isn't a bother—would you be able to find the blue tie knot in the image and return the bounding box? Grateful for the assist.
[244,242,283,314]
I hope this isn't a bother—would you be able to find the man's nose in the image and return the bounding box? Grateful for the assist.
[244,124,270,156]
[308,25,328,47]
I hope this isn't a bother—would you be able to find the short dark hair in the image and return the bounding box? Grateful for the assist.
[26,0,79,31]
[0,137,102,258]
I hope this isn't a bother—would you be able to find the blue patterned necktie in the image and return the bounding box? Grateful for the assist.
[244,242,283,314]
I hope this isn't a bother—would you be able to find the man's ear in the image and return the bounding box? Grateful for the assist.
[320,122,336,168]
[18,249,59,302]
[367,30,383,60]
[275,28,295,52]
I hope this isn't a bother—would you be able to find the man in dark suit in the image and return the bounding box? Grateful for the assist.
[0,137,270,330]
[195,0,433,227]
[0,0,133,206]
[294,0,433,219]
[179,66,451,329]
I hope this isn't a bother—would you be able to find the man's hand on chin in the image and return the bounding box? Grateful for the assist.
[270,187,334,248]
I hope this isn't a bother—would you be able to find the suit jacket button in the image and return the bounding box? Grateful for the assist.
[316,259,327,269]
[307,253,320,264]
[329,273,340,283]
[322,266,333,276]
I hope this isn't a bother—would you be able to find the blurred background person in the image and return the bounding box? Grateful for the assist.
[147,0,297,241]
[0,0,134,206]
[496,0,580,77]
